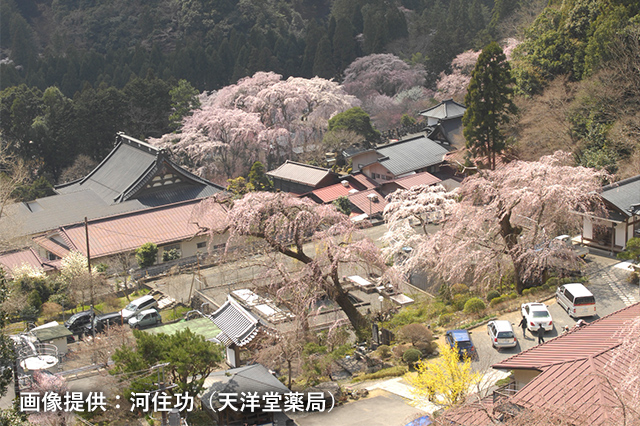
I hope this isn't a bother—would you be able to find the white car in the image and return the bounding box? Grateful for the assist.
[487,320,517,349]
[521,302,553,332]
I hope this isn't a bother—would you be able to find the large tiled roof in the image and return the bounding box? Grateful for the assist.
[373,136,450,176]
[207,298,260,347]
[600,174,640,217]
[349,173,379,189]
[419,99,466,120]
[266,160,335,187]
[33,199,226,259]
[5,134,223,236]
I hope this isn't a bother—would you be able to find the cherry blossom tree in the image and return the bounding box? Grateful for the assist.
[342,54,426,99]
[391,152,609,294]
[151,107,267,181]
[435,49,481,102]
[193,192,393,336]
[152,72,359,181]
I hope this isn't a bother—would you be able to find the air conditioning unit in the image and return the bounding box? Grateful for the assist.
[367,193,378,202]
[341,180,349,187]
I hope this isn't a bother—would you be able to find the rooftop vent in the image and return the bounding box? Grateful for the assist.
[341,180,349,187]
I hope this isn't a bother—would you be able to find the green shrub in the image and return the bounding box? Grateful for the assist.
[545,277,559,288]
[377,345,391,358]
[486,290,501,302]
[403,348,422,365]
[135,243,158,268]
[541,283,549,290]
[522,288,531,296]
[628,272,640,285]
[463,297,486,314]
[508,292,518,299]
[162,248,181,262]
[438,313,454,326]
[95,263,109,273]
[451,293,470,311]
[490,295,508,307]
[450,283,469,295]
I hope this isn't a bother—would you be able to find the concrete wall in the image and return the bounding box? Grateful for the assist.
[351,152,380,171]
[511,369,542,390]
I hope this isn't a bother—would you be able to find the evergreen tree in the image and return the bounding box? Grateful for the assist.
[312,36,335,78]
[332,18,358,73]
[463,42,517,170]
[247,161,272,191]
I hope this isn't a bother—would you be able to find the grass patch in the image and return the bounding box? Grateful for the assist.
[161,305,191,322]
[352,365,408,383]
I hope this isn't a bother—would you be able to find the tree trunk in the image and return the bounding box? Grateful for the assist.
[330,278,368,337]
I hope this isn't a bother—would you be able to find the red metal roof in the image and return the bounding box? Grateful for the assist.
[493,303,640,371]
[0,248,55,276]
[349,173,379,189]
[392,171,441,189]
[311,181,357,203]
[348,189,387,215]
[33,199,226,259]
[490,303,640,425]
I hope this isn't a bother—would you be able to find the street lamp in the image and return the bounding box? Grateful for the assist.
[378,295,384,315]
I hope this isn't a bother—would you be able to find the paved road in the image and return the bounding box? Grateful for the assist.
[469,251,637,368]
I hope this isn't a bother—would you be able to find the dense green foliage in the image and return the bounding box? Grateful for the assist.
[111,329,224,398]
[511,0,640,95]
[0,269,16,398]
[135,242,158,268]
[463,42,517,169]
[327,107,380,146]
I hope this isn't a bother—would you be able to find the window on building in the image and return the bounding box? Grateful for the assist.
[197,241,207,249]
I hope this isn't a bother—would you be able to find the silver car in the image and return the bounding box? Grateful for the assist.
[487,320,517,349]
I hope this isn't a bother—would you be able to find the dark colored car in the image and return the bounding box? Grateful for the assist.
[445,329,478,361]
[84,311,124,334]
[64,311,93,337]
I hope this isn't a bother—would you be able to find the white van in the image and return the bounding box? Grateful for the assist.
[556,283,596,318]
[120,295,158,321]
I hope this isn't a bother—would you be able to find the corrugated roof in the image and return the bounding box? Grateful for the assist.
[348,189,388,215]
[392,171,441,190]
[266,160,335,187]
[31,324,73,341]
[207,298,259,347]
[600,174,640,217]
[493,303,640,371]
[419,99,466,120]
[349,173,379,189]
[311,181,357,203]
[0,248,55,276]
[33,199,227,259]
[373,136,450,176]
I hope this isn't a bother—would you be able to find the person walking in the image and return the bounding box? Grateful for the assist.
[519,316,528,337]
[537,325,545,344]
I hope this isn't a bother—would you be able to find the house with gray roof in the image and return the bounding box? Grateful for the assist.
[420,99,467,149]
[3,133,224,238]
[201,363,291,426]
[266,160,340,194]
[349,135,452,184]
[581,174,640,252]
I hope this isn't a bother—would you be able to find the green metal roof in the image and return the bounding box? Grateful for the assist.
[143,317,221,341]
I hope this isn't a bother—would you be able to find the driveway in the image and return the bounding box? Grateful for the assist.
[289,389,426,426]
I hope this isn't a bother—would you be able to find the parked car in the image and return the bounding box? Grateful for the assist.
[128,309,162,329]
[556,283,597,318]
[521,302,553,332]
[487,320,517,350]
[445,329,477,360]
[64,311,92,336]
[120,295,158,321]
[85,311,124,334]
